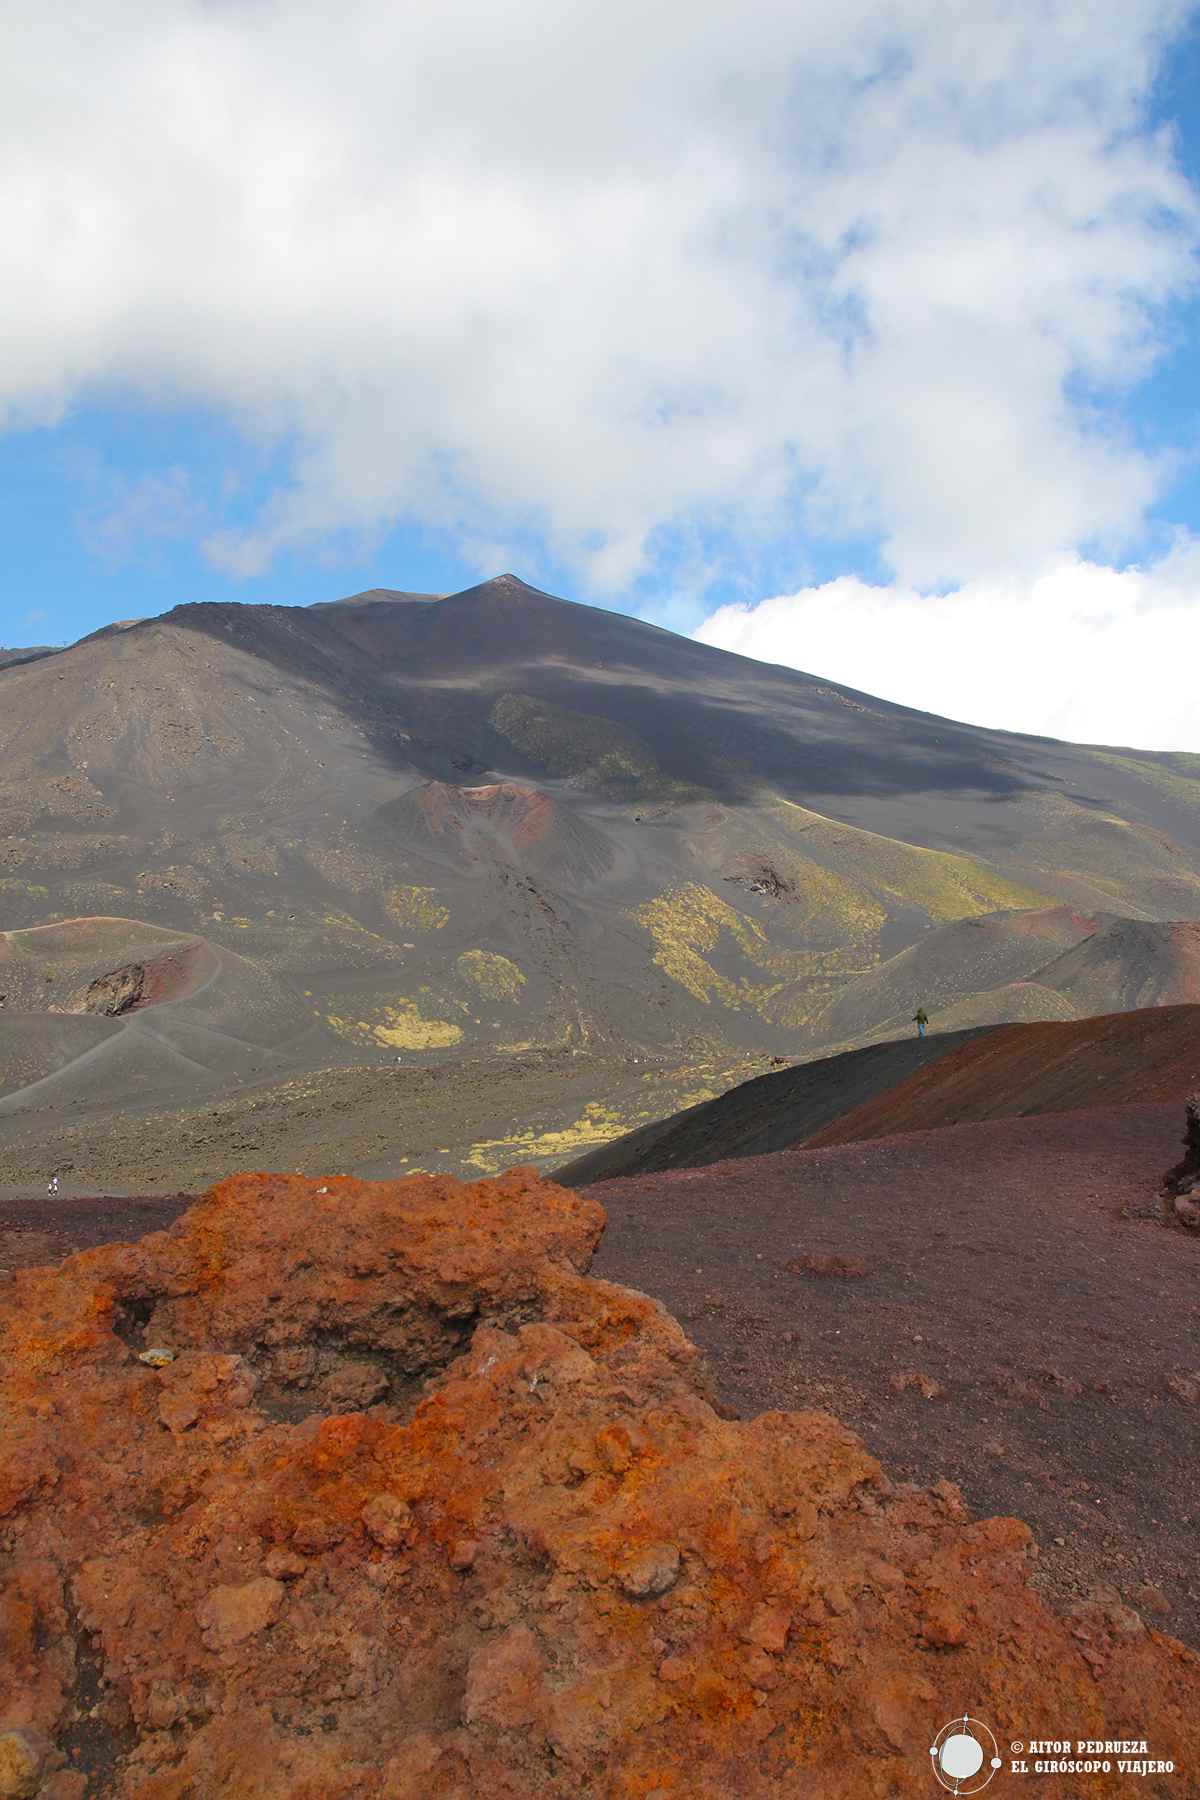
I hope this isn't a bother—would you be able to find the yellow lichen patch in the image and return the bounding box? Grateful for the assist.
[723,833,887,940]
[327,1002,462,1050]
[634,883,758,970]
[630,882,786,1011]
[772,797,1052,922]
[320,912,408,956]
[875,849,1050,922]
[1094,751,1200,810]
[456,949,526,1001]
[780,859,887,937]
[383,885,450,931]
[465,1102,628,1172]
[374,1006,462,1048]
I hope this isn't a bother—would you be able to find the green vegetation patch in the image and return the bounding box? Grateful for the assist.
[789,863,887,936]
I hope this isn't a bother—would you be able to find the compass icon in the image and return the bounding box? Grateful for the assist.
[929,1715,1003,1792]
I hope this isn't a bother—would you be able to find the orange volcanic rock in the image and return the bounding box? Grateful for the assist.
[1,1169,1197,1797]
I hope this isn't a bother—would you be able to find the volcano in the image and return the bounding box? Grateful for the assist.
[2,572,1200,1186]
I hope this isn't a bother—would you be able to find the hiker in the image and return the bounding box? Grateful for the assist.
[47,1173,60,1197]
[913,1006,929,1039]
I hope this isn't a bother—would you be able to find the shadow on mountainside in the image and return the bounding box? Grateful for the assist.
[157,581,1047,806]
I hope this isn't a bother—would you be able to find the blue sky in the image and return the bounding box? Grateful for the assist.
[2,2,1198,748]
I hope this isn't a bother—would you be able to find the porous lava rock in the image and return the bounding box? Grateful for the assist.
[1,1169,1197,1797]
[1162,1094,1200,1228]
[69,960,147,1017]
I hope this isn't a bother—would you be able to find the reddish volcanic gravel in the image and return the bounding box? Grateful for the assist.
[589,1101,1200,1646]
[806,1005,1200,1148]
[0,1194,193,1272]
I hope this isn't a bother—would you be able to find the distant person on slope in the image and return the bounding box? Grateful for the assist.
[47,1173,60,1197]
[913,1007,929,1039]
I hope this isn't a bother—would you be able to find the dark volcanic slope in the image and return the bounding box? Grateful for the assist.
[915,915,1200,1038]
[590,1103,1200,1645]
[561,1004,1200,1183]
[812,910,1200,1046]
[557,1026,993,1186]
[0,644,58,668]
[1020,917,1200,1014]
[4,571,1200,1142]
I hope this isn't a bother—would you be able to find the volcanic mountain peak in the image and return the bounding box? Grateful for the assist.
[73,616,147,646]
[316,587,446,609]
[453,571,557,601]
[313,574,568,620]
[434,573,595,630]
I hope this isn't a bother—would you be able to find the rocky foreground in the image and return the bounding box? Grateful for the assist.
[1,1172,1196,1798]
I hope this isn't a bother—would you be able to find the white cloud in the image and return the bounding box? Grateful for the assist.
[74,465,204,570]
[692,537,1200,751]
[0,0,1196,591]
